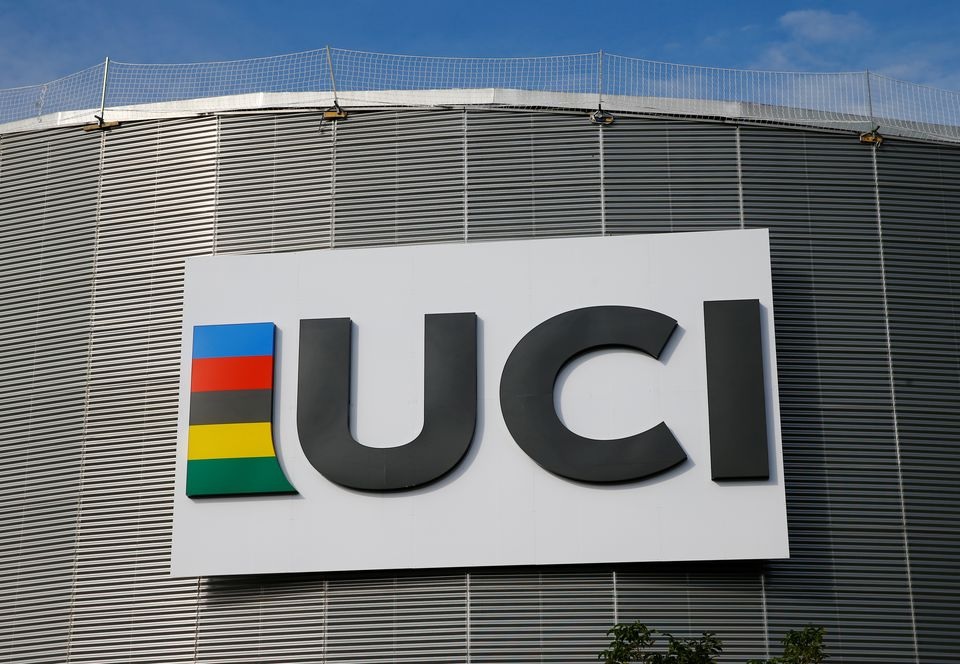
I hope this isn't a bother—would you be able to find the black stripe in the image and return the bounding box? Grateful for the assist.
[704,299,770,481]
[189,389,273,425]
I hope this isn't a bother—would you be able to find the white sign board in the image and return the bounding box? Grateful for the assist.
[171,230,789,576]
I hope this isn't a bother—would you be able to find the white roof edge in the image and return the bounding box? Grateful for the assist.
[0,88,932,140]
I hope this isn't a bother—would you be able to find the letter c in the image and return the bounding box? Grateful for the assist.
[499,306,687,483]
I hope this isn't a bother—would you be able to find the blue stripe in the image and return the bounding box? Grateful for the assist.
[192,323,275,359]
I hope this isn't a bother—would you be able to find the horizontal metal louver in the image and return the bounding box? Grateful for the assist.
[332,110,465,247]
[466,110,601,240]
[876,139,960,664]
[195,575,326,662]
[469,571,613,663]
[325,574,467,662]
[65,118,215,662]
[0,127,99,664]
[740,126,917,662]
[616,563,767,662]
[603,118,741,234]
[216,112,332,254]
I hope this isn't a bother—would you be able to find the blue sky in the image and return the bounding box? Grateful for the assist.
[1,0,959,90]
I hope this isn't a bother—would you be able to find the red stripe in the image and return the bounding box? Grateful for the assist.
[191,356,273,392]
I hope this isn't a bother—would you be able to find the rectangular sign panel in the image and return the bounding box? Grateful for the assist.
[171,230,789,576]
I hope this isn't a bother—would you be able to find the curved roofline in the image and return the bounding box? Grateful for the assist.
[1,48,958,144]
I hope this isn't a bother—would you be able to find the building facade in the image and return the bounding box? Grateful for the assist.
[1,98,958,662]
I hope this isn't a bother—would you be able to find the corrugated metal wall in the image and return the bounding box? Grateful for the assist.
[216,113,331,254]
[875,141,960,664]
[0,127,99,663]
[67,117,216,662]
[0,108,957,663]
[740,127,917,661]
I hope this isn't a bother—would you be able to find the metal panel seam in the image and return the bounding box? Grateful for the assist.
[599,122,606,235]
[666,123,673,231]
[760,569,769,658]
[271,115,277,252]
[64,129,105,663]
[612,570,618,624]
[330,119,337,248]
[323,578,329,661]
[192,577,201,662]
[466,572,471,663]
[736,125,744,229]
[872,141,921,664]
[212,115,221,255]
[394,112,399,245]
[798,135,844,648]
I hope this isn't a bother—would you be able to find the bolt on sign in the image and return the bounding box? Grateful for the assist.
[171,230,789,577]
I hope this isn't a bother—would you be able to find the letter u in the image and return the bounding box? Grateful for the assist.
[297,313,477,490]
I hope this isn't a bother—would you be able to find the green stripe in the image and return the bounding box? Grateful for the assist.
[187,457,297,497]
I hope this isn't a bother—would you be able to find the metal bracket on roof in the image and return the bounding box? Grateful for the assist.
[323,101,348,121]
[82,115,121,132]
[859,126,883,146]
[590,106,614,126]
[82,57,121,131]
[321,45,347,122]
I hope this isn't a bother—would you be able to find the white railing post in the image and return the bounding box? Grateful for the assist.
[326,46,338,105]
[598,49,603,105]
[98,56,110,125]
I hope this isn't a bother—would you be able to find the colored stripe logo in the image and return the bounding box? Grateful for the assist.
[186,323,297,497]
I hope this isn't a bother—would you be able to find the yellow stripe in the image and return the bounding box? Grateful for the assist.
[188,422,276,460]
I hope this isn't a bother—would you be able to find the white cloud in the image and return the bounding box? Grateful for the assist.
[746,9,876,72]
[872,44,960,92]
[778,10,871,43]
[737,8,960,94]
